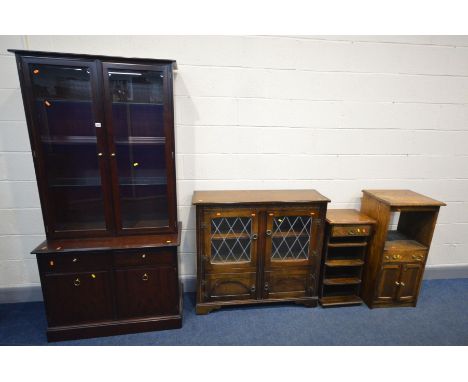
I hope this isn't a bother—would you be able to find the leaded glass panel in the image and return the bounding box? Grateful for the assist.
[210,217,252,263]
[271,216,312,260]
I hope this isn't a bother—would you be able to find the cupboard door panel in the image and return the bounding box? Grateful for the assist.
[202,208,259,272]
[43,271,112,326]
[375,264,400,302]
[264,269,313,299]
[102,63,176,233]
[398,263,423,302]
[264,208,321,269]
[205,273,257,301]
[22,58,113,237]
[115,267,178,319]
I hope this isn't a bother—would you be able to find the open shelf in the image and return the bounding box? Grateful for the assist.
[320,295,363,307]
[328,242,367,248]
[325,259,364,267]
[385,230,428,252]
[323,277,361,285]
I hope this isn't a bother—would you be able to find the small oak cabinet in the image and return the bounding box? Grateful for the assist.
[192,190,330,314]
[360,190,445,308]
[11,49,182,341]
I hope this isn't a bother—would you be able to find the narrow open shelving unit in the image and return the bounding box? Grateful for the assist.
[319,209,376,307]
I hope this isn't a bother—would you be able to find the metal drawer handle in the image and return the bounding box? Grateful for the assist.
[266,230,272,236]
[142,273,149,281]
[74,278,81,287]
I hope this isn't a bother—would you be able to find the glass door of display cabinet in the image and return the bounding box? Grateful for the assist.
[203,209,259,272]
[102,63,176,233]
[264,208,321,268]
[23,57,114,237]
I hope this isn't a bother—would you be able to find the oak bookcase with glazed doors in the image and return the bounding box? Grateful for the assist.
[11,49,182,341]
[193,190,330,314]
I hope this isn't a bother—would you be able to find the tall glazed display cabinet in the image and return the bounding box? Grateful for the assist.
[10,50,182,341]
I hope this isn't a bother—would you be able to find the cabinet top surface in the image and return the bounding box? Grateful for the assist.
[362,189,446,207]
[326,209,376,225]
[31,226,181,254]
[8,49,177,68]
[192,190,330,205]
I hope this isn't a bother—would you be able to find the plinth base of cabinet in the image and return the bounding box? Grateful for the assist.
[47,284,184,342]
[196,297,318,315]
[319,295,363,307]
[366,300,417,309]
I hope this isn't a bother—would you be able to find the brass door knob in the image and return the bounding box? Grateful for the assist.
[72,257,78,263]
[385,255,390,260]
[250,286,256,293]
[266,230,272,236]
[400,282,405,287]
[110,153,116,157]
[142,273,149,281]
[395,281,400,286]
[74,278,81,287]
[98,152,103,157]
[141,254,146,259]
[348,229,356,235]
[251,234,258,240]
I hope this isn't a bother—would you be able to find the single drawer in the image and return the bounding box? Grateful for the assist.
[39,252,110,273]
[383,250,427,263]
[331,225,371,237]
[113,248,175,267]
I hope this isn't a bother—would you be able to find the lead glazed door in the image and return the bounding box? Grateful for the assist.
[202,208,260,273]
[263,208,321,299]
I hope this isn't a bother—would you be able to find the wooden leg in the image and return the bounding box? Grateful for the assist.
[196,304,221,315]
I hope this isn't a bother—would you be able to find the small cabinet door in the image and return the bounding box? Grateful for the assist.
[114,267,178,319]
[263,269,314,300]
[264,208,321,269]
[375,264,400,302]
[43,271,113,326]
[202,208,259,272]
[397,263,423,302]
[204,272,257,302]
[102,62,176,234]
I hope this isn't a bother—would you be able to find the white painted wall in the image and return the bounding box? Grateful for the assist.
[1,35,467,294]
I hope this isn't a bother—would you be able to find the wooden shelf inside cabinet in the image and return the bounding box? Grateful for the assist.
[328,242,367,248]
[210,233,252,240]
[323,277,361,285]
[320,209,376,308]
[325,259,365,267]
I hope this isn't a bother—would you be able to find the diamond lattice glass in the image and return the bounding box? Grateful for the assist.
[271,216,311,260]
[210,217,252,263]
